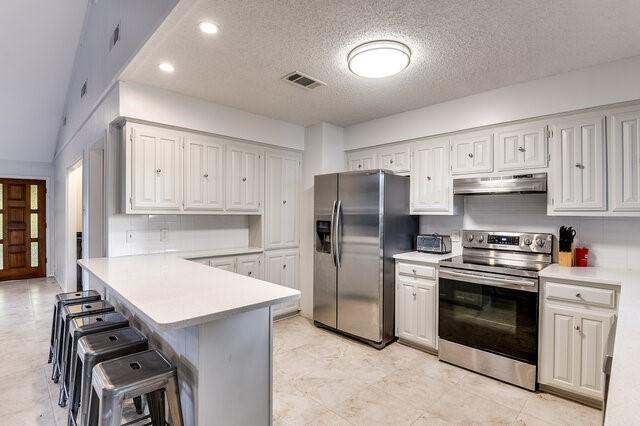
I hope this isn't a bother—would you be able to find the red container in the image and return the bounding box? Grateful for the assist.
[575,247,589,267]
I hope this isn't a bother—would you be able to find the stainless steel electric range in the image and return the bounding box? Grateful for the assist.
[438,230,553,391]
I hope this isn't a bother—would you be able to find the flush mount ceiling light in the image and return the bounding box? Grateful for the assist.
[158,62,175,73]
[198,21,219,34]
[347,40,411,78]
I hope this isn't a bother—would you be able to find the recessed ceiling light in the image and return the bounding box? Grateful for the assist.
[158,62,175,73]
[199,21,219,34]
[347,40,411,78]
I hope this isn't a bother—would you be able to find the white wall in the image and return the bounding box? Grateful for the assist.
[118,81,305,150]
[345,55,640,150]
[300,123,345,317]
[420,195,640,269]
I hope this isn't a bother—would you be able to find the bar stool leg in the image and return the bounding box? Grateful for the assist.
[48,305,57,363]
[146,390,165,426]
[133,396,144,415]
[165,375,184,426]
[98,393,124,426]
[87,388,99,426]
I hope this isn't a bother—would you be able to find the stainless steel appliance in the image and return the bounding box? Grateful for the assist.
[313,170,418,348]
[453,173,547,195]
[438,230,553,390]
[416,234,452,254]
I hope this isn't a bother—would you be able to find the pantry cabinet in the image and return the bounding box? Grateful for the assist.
[411,137,457,214]
[549,115,606,213]
[127,123,182,211]
[377,144,411,174]
[265,151,301,249]
[610,109,640,212]
[226,143,263,213]
[184,134,225,211]
[347,150,377,171]
[265,249,300,316]
[450,131,493,175]
[539,278,618,401]
[495,124,548,171]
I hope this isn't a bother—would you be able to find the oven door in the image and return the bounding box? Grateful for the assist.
[438,268,539,364]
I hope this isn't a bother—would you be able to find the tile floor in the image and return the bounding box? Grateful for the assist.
[0,277,602,425]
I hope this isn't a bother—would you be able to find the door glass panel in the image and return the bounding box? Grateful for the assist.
[0,183,3,209]
[31,242,38,267]
[0,244,3,270]
[30,213,38,239]
[30,185,38,209]
[0,213,3,240]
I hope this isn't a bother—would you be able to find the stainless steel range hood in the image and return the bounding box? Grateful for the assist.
[453,173,547,195]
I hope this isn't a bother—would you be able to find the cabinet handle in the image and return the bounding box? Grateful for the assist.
[575,163,585,169]
[468,153,474,158]
[203,173,209,178]
[518,147,526,152]
[242,177,247,182]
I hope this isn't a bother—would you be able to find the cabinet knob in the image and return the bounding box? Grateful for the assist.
[575,163,585,169]
[426,176,431,181]
[203,173,209,178]
[248,271,252,276]
[575,325,581,332]
[390,159,394,164]
[412,269,417,274]
[412,291,417,299]
[242,177,247,182]
[575,293,582,298]
[468,153,474,158]
[358,164,362,169]
[283,264,287,269]
[282,200,287,204]
[518,147,526,152]
[156,168,161,174]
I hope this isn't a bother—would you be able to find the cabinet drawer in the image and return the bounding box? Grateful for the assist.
[545,282,615,308]
[396,262,435,280]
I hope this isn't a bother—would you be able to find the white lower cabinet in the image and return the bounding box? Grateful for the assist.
[539,278,618,401]
[235,254,263,279]
[209,256,237,272]
[265,249,299,317]
[395,260,438,351]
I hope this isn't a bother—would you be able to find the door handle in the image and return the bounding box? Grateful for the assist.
[335,200,342,269]
[330,200,337,267]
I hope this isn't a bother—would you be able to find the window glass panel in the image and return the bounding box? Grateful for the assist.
[31,242,38,267]
[30,185,38,209]
[0,213,3,240]
[30,213,38,239]
[0,183,3,209]
[0,244,3,270]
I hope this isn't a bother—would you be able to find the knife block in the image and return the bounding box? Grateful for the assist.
[558,244,575,267]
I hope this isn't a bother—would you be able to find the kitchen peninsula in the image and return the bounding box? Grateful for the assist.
[78,252,300,425]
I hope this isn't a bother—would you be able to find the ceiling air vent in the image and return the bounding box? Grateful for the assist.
[282,71,326,90]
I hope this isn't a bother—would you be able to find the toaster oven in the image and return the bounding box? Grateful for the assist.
[416,234,452,254]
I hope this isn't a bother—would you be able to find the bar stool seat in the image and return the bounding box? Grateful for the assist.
[57,301,117,406]
[70,327,148,426]
[50,291,101,378]
[88,350,183,426]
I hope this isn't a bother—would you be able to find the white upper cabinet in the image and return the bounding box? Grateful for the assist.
[450,131,493,175]
[411,137,455,214]
[226,143,264,213]
[184,135,225,211]
[496,124,548,171]
[549,115,606,213]
[265,151,301,249]
[377,144,411,174]
[128,123,182,211]
[347,150,377,171]
[610,110,640,212]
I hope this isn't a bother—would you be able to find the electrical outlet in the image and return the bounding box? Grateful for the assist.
[451,230,461,243]
[160,229,169,242]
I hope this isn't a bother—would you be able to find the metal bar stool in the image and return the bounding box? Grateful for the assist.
[56,300,115,396]
[59,311,128,407]
[70,327,148,426]
[88,350,183,426]
[50,291,101,380]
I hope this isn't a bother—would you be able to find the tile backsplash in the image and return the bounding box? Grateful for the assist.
[420,194,640,269]
[108,214,250,256]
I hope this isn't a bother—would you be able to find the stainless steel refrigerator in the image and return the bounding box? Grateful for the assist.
[313,170,418,348]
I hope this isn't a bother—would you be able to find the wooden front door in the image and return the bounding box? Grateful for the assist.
[0,179,46,281]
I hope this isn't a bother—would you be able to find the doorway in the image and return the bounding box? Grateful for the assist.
[0,178,47,281]
[67,160,83,291]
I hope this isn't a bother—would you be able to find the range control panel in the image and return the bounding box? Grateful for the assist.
[462,230,553,254]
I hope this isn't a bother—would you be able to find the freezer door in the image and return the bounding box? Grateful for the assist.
[313,173,338,328]
[337,171,383,342]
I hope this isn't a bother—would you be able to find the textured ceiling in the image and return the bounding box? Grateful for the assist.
[0,0,87,163]
[122,0,640,127]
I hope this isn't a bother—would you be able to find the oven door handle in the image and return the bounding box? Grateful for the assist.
[439,268,538,292]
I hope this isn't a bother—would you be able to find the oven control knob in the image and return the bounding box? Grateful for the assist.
[536,238,546,247]
[467,234,474,242]
[524,237,532,246]
[477,235,485,243]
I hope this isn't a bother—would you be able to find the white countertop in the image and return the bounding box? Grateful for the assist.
[393,251,459,264]
[177,246,263,260]
[78,251,300,331]
[540,264,640,425]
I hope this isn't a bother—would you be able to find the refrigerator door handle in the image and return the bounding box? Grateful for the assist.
[330,200,337,267]
[335,199,342,268]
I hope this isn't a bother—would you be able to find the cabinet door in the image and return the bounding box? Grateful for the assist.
[347,150,377,171]
[550,116,606,212]
[411,137,451,213]
[378,144,410,174]
[236,254,262,279]
[243,149,262,212]
[611,110,640,212]
[184,136,224,211]
[396,279,417,341]
[540,304,577,389]
[266,250,299,315]
[575,311,613,399]
[265,153,300,249]
[130,125,181,210]
[414,280,437,349]
[496,125,548,171]
[281,251,300,311]
[210,256,236,272]
[450,132,493,175]
[226,144,263,212]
